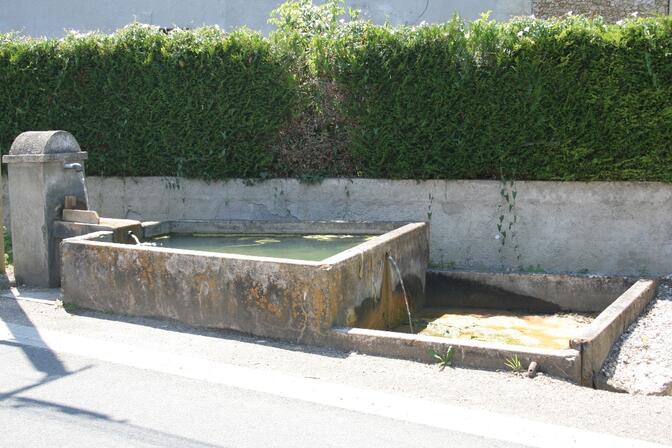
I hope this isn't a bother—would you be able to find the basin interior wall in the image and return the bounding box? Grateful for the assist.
[425,270,636,313]
[363,270,637,349]
[333,270,657,385]
[60,220,429,343]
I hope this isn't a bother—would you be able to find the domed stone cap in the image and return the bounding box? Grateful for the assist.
[3,130,87,163]
[9,130,81,155]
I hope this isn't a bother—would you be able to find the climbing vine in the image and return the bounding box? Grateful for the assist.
[496,173,521,270]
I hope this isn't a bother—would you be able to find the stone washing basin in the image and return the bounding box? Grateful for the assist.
[60,220,429,344]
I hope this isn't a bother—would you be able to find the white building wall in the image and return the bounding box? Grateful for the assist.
[0,0,532,37]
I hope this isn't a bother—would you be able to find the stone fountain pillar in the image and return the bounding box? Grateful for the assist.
[2,131,89,287]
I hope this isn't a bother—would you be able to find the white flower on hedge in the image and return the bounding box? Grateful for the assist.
[66,30,93,39]
[495,234,502,240]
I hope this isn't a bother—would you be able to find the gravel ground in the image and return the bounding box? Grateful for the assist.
[599,280,672,395]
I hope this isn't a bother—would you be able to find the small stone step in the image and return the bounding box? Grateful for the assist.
[62,209,100,224]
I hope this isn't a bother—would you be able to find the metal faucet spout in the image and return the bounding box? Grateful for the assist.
[63,162,83,172]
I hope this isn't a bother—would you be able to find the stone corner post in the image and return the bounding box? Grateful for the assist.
[2,130,88,287]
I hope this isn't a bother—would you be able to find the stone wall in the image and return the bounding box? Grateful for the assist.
[64,177,672,277]
[532,0,669,21]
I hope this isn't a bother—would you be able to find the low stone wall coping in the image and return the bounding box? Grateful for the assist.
[2,152,88,164]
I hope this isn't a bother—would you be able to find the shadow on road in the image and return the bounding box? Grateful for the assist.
[0,344,227,448]
[0,297,70,377]
[0,296,88,405]
[0,302,228,448]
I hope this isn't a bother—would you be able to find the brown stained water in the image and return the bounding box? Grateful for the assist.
[143,233,377,261]
[395,308,595,349]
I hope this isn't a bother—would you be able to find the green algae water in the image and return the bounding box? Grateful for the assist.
[144,234,377,261]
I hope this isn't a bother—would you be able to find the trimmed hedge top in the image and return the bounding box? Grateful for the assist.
[1,3,671,182]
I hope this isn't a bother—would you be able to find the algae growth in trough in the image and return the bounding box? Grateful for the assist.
[395,308,595,350]
[143,234,377,261]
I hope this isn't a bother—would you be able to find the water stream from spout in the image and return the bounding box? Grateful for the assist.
[128,231,141,245]
[387,255,414,334]
[77,171,90,210]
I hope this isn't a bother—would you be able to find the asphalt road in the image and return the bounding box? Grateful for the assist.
[0,296,670,448]
[1,342,526,448]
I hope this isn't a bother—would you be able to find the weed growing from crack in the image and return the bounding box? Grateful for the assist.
[429,346,455,371]
[504,354,523,372]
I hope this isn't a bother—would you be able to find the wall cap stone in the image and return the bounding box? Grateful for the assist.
[2,152,88,164]
[8,130,81,156]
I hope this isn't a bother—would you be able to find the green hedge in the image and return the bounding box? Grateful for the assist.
[319,15,672,181]
[1,5,671,182]
[0,26,295,178]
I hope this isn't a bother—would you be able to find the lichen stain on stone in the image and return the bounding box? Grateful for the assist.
[248,284,283,318]
[310,288,329,326]
[285,281,332,336]
[230,274,288,324]
[130,251,161,292]
[352,295,390,330]
[345,307,357,326]
[289,289,308,327]
[193,272,216,297]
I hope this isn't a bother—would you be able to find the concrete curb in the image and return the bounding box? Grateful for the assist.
[328,327,581,382]
[570,279,658,387]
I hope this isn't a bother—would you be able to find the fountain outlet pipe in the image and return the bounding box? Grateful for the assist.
[63,162,90,209]
[63,162,84,172]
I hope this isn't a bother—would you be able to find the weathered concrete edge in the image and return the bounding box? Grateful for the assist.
[62,233,325,267]
[62,230,114,243]
[79,219,426,268]
[323,222,427,265]
[570,279,658,387]
[166,219,409,235]
[2,152,88,163]
[327,327,581,383]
